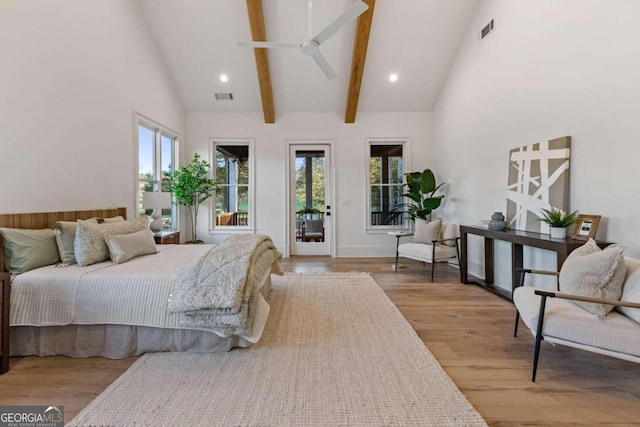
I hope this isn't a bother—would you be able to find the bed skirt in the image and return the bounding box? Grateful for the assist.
[10,276,272,359]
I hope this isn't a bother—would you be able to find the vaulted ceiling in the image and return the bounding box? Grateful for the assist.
[138,0,478,122]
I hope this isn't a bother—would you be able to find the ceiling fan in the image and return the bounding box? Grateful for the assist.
[238,0,369,80]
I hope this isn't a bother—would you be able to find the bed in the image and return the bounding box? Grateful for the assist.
[0,208,282,359]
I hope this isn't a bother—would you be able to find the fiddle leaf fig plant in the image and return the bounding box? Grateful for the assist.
[166,153,216,243]
[400,169,445,222]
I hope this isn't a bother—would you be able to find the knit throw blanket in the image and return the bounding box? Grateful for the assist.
[168,234,282,337]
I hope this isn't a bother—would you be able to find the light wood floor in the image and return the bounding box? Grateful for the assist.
[2,257,640,425]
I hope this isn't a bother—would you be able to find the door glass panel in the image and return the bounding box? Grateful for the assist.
[295,150,325,243]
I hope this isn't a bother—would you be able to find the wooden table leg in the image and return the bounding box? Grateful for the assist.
[460,230,469,283]
[484,238,494,284]
[512,243,524,293]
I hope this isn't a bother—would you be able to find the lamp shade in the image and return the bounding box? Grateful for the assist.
[143,191,171,209]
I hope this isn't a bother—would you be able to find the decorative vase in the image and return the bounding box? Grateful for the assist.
[549,226,567,239]
[488,212,506,231]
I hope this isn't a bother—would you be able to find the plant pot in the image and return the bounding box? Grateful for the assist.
[549,226,567,239]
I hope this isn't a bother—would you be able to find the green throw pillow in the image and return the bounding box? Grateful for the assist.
[0,227,60,274]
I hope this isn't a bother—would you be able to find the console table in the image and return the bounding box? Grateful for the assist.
[460,225,609,300]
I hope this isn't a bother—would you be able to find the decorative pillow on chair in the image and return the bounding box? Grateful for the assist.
[105,228,158,264]
[412,218,442,244]
[559,238,626,319]
[74,217,148,266]
[440,223,457,247]
[53,216,124,264]
[0,228,60,274]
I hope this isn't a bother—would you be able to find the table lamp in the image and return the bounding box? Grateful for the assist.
[143,191,171,232]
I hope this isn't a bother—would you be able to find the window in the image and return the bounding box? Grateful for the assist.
[136,115,178,229]
[212,140,254,231]
[367,140,409,230]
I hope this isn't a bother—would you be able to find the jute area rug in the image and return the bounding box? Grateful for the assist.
[69,272,486,426]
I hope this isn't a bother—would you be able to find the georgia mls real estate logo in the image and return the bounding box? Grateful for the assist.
[0,406,64,427]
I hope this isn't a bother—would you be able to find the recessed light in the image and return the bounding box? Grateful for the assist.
[389,73,398,82]
[220,74,228,83]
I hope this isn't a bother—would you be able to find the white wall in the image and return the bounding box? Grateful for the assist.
[433,0,640,290]
[186,112,432,256]
[0,0,184,217]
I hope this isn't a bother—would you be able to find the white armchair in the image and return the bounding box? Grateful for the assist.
[393,219,460,281]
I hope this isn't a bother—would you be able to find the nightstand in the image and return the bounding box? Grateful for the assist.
[153,230,180,245]
[1,272,10,374]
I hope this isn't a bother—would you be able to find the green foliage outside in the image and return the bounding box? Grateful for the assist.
[166,153,216,242]
[295,157,325,213]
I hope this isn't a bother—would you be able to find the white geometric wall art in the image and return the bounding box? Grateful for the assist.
[506,136,571,233]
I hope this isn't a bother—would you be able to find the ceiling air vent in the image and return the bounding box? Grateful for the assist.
[479,19,495,41]
[215,93,234,100]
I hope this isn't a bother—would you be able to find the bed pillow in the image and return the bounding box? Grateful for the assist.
[52,216,125,264]
[559,238,626,319]
[0,227,60,274]
[105,228,158,264]
[74,217,148,266]
[412,218,442,244]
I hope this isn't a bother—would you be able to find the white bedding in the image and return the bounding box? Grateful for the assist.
[10,245,272,342]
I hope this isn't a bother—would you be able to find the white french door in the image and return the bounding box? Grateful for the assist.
[289,144,332,256]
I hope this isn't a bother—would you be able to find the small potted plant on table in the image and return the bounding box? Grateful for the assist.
[539,208,578,238]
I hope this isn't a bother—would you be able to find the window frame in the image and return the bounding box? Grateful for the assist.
[210,139,255,234]
[365,138,411,233]
[134,112,179,230]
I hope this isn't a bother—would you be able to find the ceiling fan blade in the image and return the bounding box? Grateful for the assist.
[237,41,300,49]
[311,51,337,80]
[311,0,369,45]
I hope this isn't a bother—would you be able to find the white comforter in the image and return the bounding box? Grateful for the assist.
[10,245,274,342]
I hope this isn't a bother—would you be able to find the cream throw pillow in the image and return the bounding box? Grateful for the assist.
[440,223,457,247]
[412,218,442,244]
[74,217,148,266]
[52,216,124,264]
[105,228,158,264]
[559,238,626,318]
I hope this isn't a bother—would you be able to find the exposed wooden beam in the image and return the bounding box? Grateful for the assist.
[245,0,275,124]
[344,0,375,124]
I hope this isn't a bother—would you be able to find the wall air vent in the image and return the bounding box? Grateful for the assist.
[215,93,234,100]
[479,19,495,41]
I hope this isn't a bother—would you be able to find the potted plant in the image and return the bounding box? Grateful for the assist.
[538,208,578,238]
[166,153,216,243]
[395,169,445,222]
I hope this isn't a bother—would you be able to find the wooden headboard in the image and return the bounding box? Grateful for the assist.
[0,207,127,272]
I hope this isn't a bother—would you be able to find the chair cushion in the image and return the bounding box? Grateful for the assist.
[398,242,457,263]
[413,218,441,244]
[559,239,626,319]
[619,257,640,324]
[514,286,640,357]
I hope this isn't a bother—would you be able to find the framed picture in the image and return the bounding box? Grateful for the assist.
[571,214,601,241]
